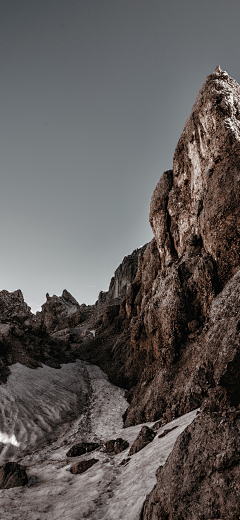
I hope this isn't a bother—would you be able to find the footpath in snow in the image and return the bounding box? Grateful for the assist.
[0,360,198,520]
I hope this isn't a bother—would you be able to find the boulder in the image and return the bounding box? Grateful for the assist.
[0,461,28,489]
[114,438,129,454]
[103,439,116,453]
[66,442,100,457]
[129,426,155,456]
[103,438,129,454]
[70,458,99,475]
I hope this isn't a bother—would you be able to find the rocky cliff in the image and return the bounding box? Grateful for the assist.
[1,66,240,518]
[75,66,240,517]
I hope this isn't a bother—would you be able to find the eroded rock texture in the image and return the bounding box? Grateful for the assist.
[141,412,240,520]
[73,67,240,432]
[41,289,85,333]
[137,66,240,520]
[0,289,76,383]
[0,462,28,489]
[72,67,240,518]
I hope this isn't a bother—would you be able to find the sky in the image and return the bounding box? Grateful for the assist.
[1,0,240,312]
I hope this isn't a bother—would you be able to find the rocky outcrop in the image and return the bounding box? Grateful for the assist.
[96,245,148,308]
[136,65,240,520]
[2,66,240,519]
[150,65,240,288]
[114,438,129,454]
[141,412,240,520]
[0,289,76,384]
[0,462,28,489]
[129,426,155,455]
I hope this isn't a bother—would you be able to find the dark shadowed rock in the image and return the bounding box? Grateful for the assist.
[129,426,155,456]
[103,438,129,454]
[66,442,100,457]
[114,438,129,454]
[158,425,178,438]
[119,457,130,466]
[0,461,28,489]
[152,419,166,431]
[70,458,99,475]
[103,440,116,453]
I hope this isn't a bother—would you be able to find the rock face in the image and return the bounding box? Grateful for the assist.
[41,289,85,333]
[0,462,28,489]
[150,65,240,288]
[141,412,240,520]
[0,289,76,384]
[71,67,240,518]
[74,68,240,432]
[97,245,148,306]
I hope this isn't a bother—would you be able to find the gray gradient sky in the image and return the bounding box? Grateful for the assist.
[1,0,240,312]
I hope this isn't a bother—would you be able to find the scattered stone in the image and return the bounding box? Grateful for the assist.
[66,442,100,457]
[0,462,28,489]
[158,426,178,439]
[70,458,99,475]
[119,458,130,466]
[129,426,155,456]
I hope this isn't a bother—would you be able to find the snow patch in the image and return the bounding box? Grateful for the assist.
[0,360,198,519]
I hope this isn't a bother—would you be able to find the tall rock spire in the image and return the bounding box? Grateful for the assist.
[150,67,240,286]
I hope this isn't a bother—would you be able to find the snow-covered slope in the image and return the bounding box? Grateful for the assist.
[0,361,198,519]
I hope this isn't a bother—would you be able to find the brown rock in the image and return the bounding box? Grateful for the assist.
[0,289,76,384]
[41,289,84,333]
[103,438,129,454]
[141,413,240,520]
[129,426,155,456]
[103,439,116,453]
[0,462,28,489]
[151,67,240,289]
[66,442,100,457]
[70,458,98,475]
[114,438,129,454]
[75,69,240,435]
[119,457,130,466]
